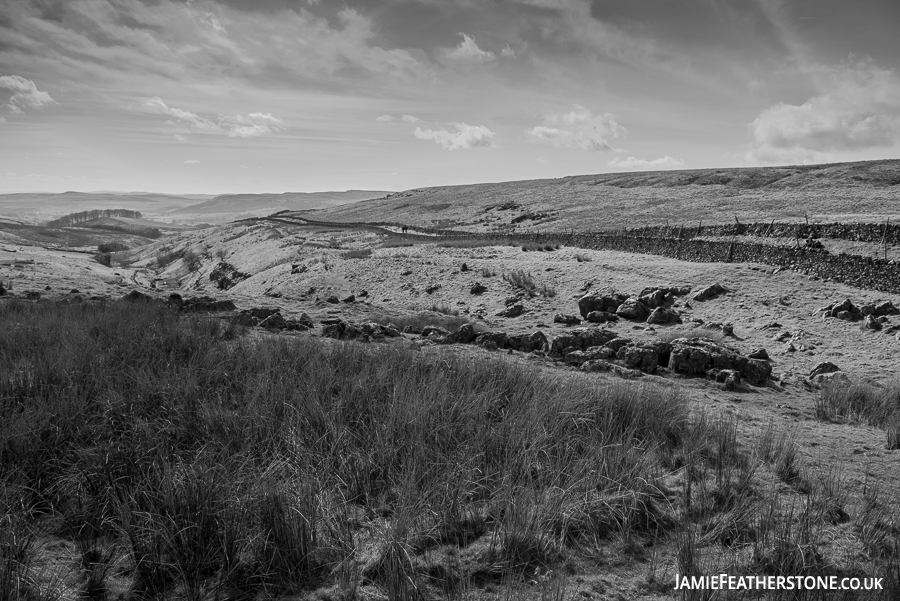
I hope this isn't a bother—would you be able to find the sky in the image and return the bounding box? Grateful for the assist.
[1,0,900,194]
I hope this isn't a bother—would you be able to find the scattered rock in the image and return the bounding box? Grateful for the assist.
[475,331,509,349]
[586,310,618,323]
[809,371,851,390]
[422,325,451,338]
[121,290,154,302]
[470,282,487,295]
[425,285,441,294]
[692,283,728,302]
[358,290,369,298]
[553,313,581,325]
[606,338,632,352]
[615,297,650,321]
[342,294,356,303]
[460,263,469,272]
[809,362,841,379]
[580,360,643,379]
[549,327,618,356]
[24,290,40,300]
[835,310,853,321]
[708,368,741,390]
[577,291,626,318]
[638,289,667,309]
[509,331,549,353]
[747,348,770,361]
[179,296,237,312]
[646,307,681,325]
[446,323,477,344]
[325,295,340,304]
[668,338,771,385]
[875,300,900,316]
[617,344,659,373]
[496,304,525,318]
[861,315,882,331]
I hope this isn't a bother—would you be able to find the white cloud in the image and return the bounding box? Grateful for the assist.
[142,96,218,130]
[747,60,900,163]
[608,156,684,170]
[414,123,496,150]
[401,114,421,123]
[443,33,496,63]
[174,134,186,141]
[0,75,57,114]
[527,105,626,151]
[140,97,286,138]
[501,44,516,58]
[0,116,5,123]
[184,159,201,164]
[376,115,394,122]
[220,112,286,138]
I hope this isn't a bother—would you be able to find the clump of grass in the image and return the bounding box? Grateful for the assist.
[342,248,373,259]
[816,381,900,428]
[0,300,713,597]
[504,270,536,293]
[480,266,496,277]
[574,253,591,262]
[156,250,181,269]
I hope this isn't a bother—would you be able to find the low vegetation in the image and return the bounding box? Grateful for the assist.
[816,381,900,448]
[1,301,898,599]
[342,248,373,259]
[503,269,556,298]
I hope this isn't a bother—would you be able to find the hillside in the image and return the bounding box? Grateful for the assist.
[171,190,392,220]
[311,159,900,232]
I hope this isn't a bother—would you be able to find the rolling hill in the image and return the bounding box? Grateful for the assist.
[171,190,391,220]
[310,159,900,232]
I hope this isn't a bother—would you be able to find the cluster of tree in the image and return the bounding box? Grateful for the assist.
[46,209,143,228]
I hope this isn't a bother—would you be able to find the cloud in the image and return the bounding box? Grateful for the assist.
[414,123,496,150]
[184,160,201,164]
[0,2,428,98]
[376,115,394,122]
[220,112,286,138]
[142,96,218,131]
[501,44,516,59]
[442,33,496,63]
[747,60,900,162]
[0,75,56,114]
[401,114,421,123]
[608,156,684,170]
[140,97,286,138]
[527,105,626,151]
[0,117,5,123]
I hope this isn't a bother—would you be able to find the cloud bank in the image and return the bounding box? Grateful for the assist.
[414,123,496,150]
[608,156,684,170]
[748,61,900,162]
[527,106,625,151]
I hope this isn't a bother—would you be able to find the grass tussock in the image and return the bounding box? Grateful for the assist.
[502,270,557,298]
[0,300,708,598]
[816,381,900,436]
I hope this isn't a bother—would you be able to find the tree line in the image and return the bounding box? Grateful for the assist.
[46,209,143,228]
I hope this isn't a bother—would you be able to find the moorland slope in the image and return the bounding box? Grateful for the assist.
[312,159,900,232]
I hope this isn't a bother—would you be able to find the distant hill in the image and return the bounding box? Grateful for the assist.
[0,192,202,224]
[172,190,392,219]
[310,159,900,231]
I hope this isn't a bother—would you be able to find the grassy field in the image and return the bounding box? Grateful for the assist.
[1,300,899,599]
